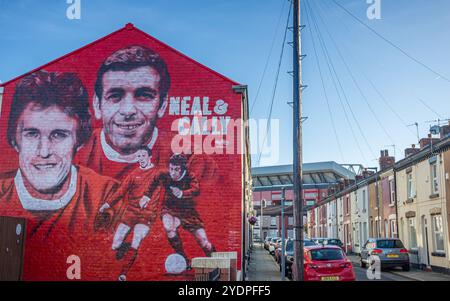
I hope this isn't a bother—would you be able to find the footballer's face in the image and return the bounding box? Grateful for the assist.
[15,104,78,194]
[169,163,184,181]
[94,66,167,155]
[137,149,151,169]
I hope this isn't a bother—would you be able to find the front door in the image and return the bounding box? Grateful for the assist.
[0,216,26,280]
[421,216,430,267]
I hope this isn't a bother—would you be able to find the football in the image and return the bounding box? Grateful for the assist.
[165,253,187,274]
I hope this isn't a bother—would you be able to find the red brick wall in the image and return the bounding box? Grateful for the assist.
[0,25,243,280]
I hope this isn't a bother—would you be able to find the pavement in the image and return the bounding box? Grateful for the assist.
[348,255,450,281]
[246,243,289,281]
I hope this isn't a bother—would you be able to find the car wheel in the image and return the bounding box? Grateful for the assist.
[402,264,410,272]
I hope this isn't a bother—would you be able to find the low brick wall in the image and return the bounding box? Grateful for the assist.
[191,257,231,281]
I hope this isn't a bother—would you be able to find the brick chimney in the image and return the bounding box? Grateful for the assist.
[440,121,450,139]
[405,144,420,157]
[419,134,440,149]
[362,169,375,178]
[379,150,395,171]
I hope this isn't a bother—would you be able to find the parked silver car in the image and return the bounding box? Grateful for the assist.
[360,238,410,271]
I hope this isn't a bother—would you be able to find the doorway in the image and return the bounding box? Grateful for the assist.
[421,215,430,268]
[0,216,26,280]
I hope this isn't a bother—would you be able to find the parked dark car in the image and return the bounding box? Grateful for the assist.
[285,239,317,278]
[313,238,344,249]
[360,238,410,271]
[275,239,294,263]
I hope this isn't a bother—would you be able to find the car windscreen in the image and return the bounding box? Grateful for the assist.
[309,249,345,261]
[327,239,342,246]
[376,240,405,249]
[304,240,316,247]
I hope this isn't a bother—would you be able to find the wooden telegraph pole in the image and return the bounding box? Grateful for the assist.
[292,0,304,281]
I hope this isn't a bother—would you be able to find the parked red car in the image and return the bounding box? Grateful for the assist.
[303,245,355,281]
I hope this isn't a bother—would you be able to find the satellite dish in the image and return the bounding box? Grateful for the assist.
[430,125,440,135]
[165,253,187,274]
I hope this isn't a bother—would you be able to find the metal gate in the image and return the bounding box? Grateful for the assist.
[195,268,220,281]
[0,216,26,281]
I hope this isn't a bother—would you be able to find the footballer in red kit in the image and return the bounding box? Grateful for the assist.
[141,154,215,271]
[98,145,161,281]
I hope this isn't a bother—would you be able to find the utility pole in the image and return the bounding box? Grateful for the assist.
[281,188,286,281]
[292,0,304,281]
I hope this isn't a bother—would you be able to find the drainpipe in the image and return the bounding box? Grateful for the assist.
[375,172,380,238]
[394,168,399,239]
[0,86,4,117]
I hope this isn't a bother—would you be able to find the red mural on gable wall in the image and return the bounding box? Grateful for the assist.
[0,24,244,281]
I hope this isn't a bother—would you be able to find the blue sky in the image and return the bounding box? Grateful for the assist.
[1,0,450,168]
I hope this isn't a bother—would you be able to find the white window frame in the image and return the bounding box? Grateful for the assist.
[432,215,445,253]
[362,190,367,212]
[390,219,397,238]
[431,162,439,195]
[408,218,417,249]
[389,179,395,205]
[407,172,414,199]
[288,216,294,226]
[270,217,277,226]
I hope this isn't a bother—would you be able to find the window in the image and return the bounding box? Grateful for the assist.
[375,220,379,238]
[288,217,294,226]
[287,230,294,239]
[431,162,439,194]
[362,222,368,244]
[432,215,445,252]
[389,179,395,205]
[309,249,344,261]
[400,218,404,242]
[345,197,350,215]
[376,239,405,249]
[270,217,277,226]
[362,190,367,212]
[407,172,414,199]
[384,220,389,238]
[408,218,417,249]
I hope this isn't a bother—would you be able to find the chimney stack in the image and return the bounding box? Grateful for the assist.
[419,135,440,149]
[405,144,420,157]
[440,121,450,139]
[379,149,395,171]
